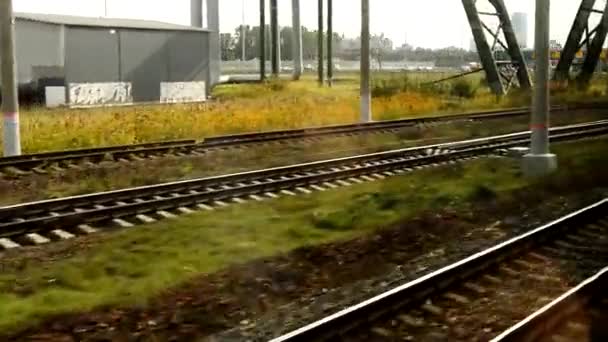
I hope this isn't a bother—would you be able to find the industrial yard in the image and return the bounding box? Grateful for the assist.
[2,0,608,341]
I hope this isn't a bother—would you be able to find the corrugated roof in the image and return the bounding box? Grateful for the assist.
[15,12,209,32]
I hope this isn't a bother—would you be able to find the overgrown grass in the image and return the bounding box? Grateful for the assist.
[1,138,607,334]
[1,73,606,154]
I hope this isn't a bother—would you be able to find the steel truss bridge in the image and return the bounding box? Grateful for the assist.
[248,0,608,95]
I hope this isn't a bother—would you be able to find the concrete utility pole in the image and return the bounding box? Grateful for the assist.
[523,0,557,177]
[318,0,324,85]
[1,0,22,156]
[270,0,279,76]
[260,0,266,81]
[360,0,372,122]
[190,0,203,28]
[327,0,334,86]
[241,0,247,62]
[207,0,221,88]
[291,0,303,80]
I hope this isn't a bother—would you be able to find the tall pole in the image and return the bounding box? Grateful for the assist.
[1,0,22,156]
[241,0,246,61]
[270,0,279,76]
[207,0,221,89]
[327,0,334,86]
[318,0,325,85]
[291,0,303,80]
[360,0,372,122]
[523,0,557,176]
[190,0,203,27]
[260,0,266,81]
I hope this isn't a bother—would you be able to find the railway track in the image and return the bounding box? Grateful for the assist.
[271,199,608,342]
[493,267,608,342]
[0,120,607,250]
[0,104,598,176]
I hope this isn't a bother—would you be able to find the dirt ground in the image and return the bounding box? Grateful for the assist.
[3,177,606,341]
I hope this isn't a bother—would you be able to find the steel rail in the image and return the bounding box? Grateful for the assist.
[0,104,600,174]
[1,121,607,246]
[1,120,606,219]
[270,199,608,342]
[492,267,608,342]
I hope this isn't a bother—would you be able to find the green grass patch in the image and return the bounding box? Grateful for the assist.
[0,139,607,333]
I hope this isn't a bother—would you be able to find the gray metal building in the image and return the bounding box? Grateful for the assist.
[1,12,220,106]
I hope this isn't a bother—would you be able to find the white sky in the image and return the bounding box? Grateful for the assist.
[13,0,594,49]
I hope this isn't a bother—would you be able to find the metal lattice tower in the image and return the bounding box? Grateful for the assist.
[554,0,608,86]
[462,0,532,95]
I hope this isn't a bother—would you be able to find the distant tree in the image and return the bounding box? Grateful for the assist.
[222,24,480,67]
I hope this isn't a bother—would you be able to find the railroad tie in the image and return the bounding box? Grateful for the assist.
[76,224,98,234]
[50,229,75,240]
[197,204,215,211]
[550,334,572,342]
[136,214,157,224]
[443,292,470,304]
[113,218,135,228]
[512,259,538,269]
[32,167,48,174]
[463,282,487,294]
[0,238,21,249]
[177,207,196,214]
[499,265,520,277]
[157,210,178,219]
[323,182,339,189]
[265,192,279,199]
[4,166,30,176]
[421,301,443,316]
[482,275,502,284]
[397,314,425,327]
[249,195,265,201]
[527,251,552,263]
[25,233,51,245]
[370,327,393,338]
[336,180,351,186]
[213,200,230,207]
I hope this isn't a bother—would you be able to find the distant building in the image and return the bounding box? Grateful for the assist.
[2,10,219,107]
[512,12,528,49]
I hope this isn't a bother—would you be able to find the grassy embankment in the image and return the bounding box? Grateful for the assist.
[2,72,605,154]
[1,138,607,333]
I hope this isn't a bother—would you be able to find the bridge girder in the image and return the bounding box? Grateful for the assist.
[462,0,532,95]
[556,0,608,87]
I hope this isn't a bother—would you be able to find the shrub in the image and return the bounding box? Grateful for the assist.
[450,79,478,98]
[372,74,413,98]
[468,184,497,202]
